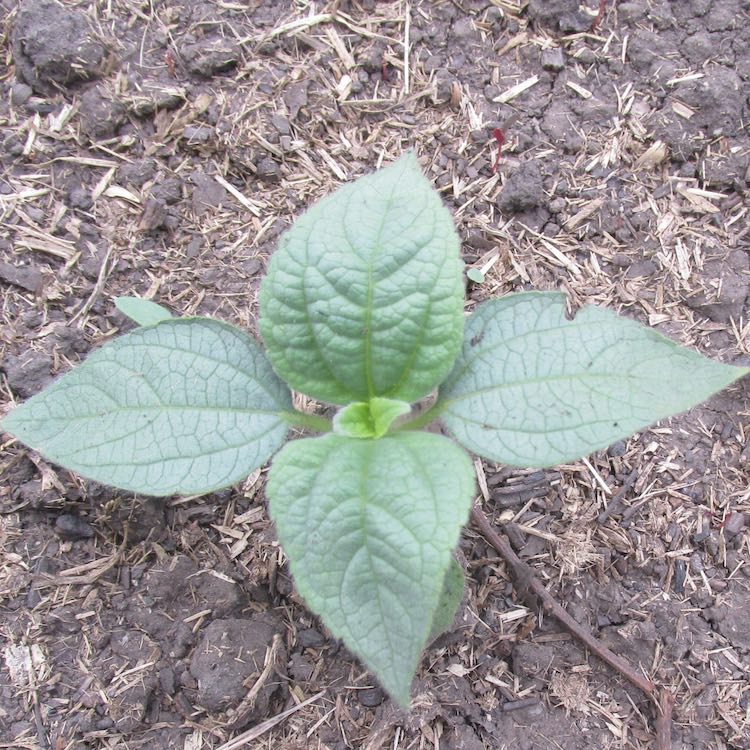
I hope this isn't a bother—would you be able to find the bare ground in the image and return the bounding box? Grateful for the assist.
[1,1,750,749]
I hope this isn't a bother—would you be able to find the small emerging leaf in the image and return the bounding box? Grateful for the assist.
[333,397,411,438]
[115,296,173,326]
[466,268,485,284]
[440,292,748,467]
[260,152,465,405]
[428,557,464,642]
[267,432,475,705]
[1,319,292,495]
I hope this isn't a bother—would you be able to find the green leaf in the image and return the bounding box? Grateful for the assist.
[333,397,411,439]
[428,557,464,642]
[115,296,174,326]
[440,291,748,467]
[466,268,485,284]
[259,152,465,405]
[267,432,475,705]
[2,319,292,495]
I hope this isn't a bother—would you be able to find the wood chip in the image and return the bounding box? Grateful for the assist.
[564,197,605,230]
[667,72,705,85]
[634,140,667,170]
[678,187,720,213]
[566,81,593,99]
[493,75,539,103]
[103,185,141,204]
[671,100,695,119]
[213,174,262,216]
[497,32,528,56]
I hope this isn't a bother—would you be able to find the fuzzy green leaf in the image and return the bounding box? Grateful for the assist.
[259,152,464,405]
[1,319,292,495]
[428,557,464,642]
[115,296,174,326]
[267,432,475,705]
[333,397,411,439]
[440,292,748,467]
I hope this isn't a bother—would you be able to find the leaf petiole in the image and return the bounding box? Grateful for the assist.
[280,410,333,433]
[396,400,446,432]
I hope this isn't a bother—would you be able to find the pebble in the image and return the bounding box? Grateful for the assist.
[722,512,747,538]
[68,187,93,210]
[358,687,384,707]
[607,440,628,457]
[297,628,326,649]
[159,667,176,695]
[183,125,213,143]
[541,48,565,71]
[55,514,94,540]
[10,82,33,106]
[256,156,281,181]
[270,114,291,135]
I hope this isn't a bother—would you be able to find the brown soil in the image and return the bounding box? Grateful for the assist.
[1,1,749,749]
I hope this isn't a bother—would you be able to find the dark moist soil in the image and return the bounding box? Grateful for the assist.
[1,1,750,748]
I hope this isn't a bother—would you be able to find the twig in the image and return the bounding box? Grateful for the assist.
[69,242,114,324]
[590,0,607,31]
[597,468,639,524]
[471,506,674,750]
[402,2,410,97]
[226,634,284,730]
[215,690,325,750]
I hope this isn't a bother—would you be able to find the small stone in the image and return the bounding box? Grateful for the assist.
[10,82,33,106]
[78,85,126,138]
[55,514,94,540]
[625,260,657,279]
[685,249,749,323]
[497,161,544,214]
[559,10,593,33]
[288,653,314,682]
[424,54,444,73]
[158,667,176,695]
[451,17,476,40]
[191,171,226,214]
[689,551,705,574]
[190,614,285,713]
[607,441,627,458]
[3,351,53,398]
[722,512,747,538]
[256,156,281,181]
[151,178,182,205]
[358,687,384,707]
[183,125,213,143]
[527,0,579,27]
[180,38,239,77]
[270,114,291,135]
[68,187,93,210]
[283,81,309,120]
[12,0,106,93]
[297,628,326,649]
[138,197,169,232]
[541,48,565,71]
[0,261,42,293]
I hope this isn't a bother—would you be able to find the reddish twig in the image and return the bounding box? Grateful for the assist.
[490,128,505,174]
[165,49,177,78]
[471,506,674,750]
[590,0,607,31]
[381,59,390,82]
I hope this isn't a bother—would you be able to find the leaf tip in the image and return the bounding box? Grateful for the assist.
[115,296,174,327]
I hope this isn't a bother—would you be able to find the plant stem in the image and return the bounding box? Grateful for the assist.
[281,411,332,433]
[471,506,674,750]
[397,401,444,431]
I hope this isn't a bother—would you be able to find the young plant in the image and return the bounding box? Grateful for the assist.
[1,154,746,705]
